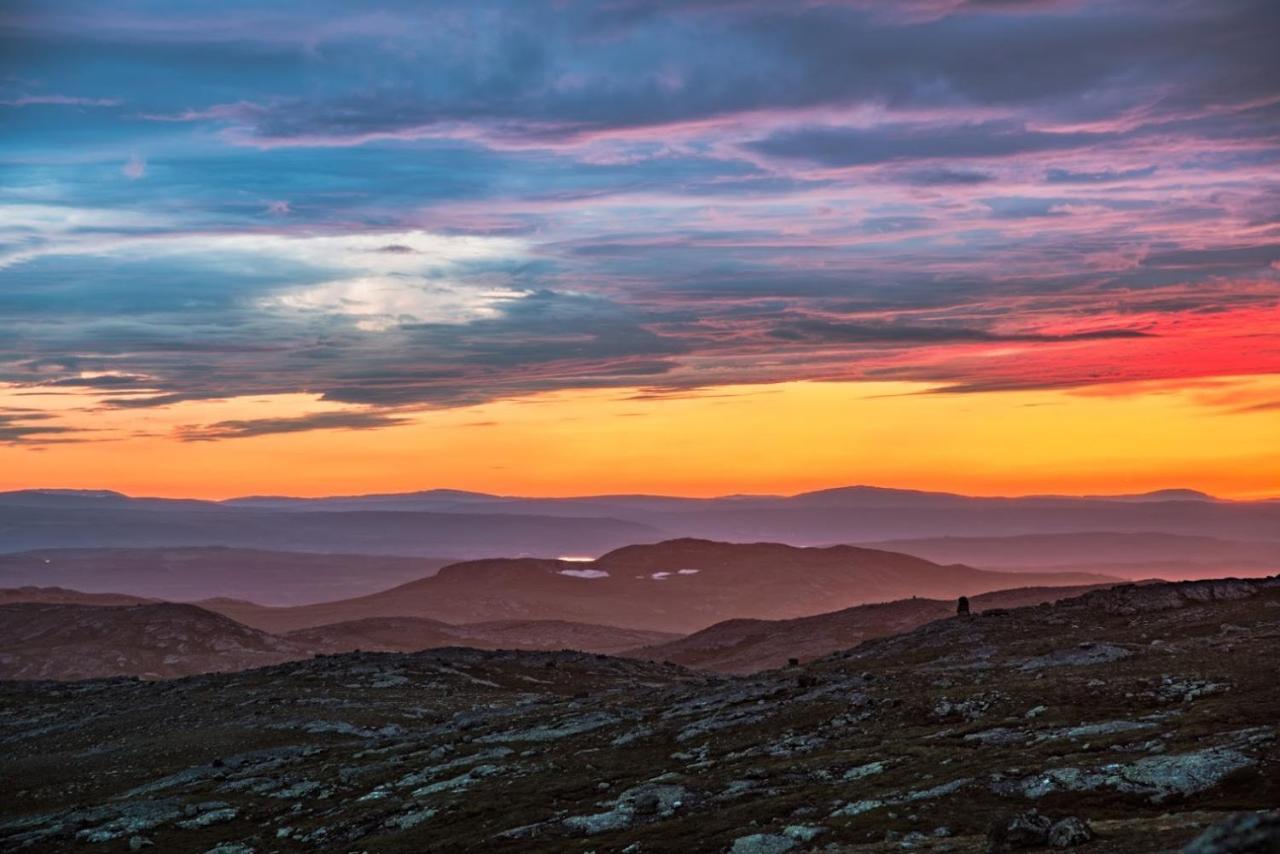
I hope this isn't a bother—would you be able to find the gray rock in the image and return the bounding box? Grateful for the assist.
[989,810,1052,851]
[391,807,436,830]
[395,747,513,788]
[730,833,796,854]
[841,761,886,781]
[177,807,238,829]
[783,824,825,842]
[1157,676,1227,704]
[562,807,634,835]
[1088,579,1261,615]
[902,777,972,802]
[410,763,503,797]
[1019,643,1132,671]
[1048,817,1095,847]
[478,711,620,743]
[965,727,1026,746]
[1006,746,1256,803]
[611,726,655,747]
[563,783,688,836]
[74,801,185,843]
[831,799,885,818]
[1035,720,1154,742]
[267,780,328,799]
[294,719,403,738]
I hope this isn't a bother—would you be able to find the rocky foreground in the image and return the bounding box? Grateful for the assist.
[1,577,1278,853]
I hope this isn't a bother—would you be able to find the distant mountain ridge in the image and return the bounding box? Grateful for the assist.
[0,549,457,606]
[3,486,1276,573]
[0,499,660,557]
[860,531,1280,581]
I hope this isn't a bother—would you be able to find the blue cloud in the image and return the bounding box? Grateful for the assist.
[0,0,1277,434]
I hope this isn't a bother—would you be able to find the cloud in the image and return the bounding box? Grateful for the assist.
[1140,245,1280,272]
[747,122,1110,168]
[72,0,1268,159]
[0,0,1277,437]
[0,411,86,445]
[981,196,1069,219]
[178,410,413,441]
[1045,165,1158,183]
[0,94,121,107]
[767,318,1150,345]
[901,167,996,185]
[1235,400,1280,413]
[1,227,533,327]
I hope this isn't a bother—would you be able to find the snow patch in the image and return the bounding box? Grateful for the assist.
[651,568,700,580]
[558,569,610,579]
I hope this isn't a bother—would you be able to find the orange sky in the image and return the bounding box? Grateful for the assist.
[3,375,1278,500]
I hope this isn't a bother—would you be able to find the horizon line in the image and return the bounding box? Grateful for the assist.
[3,483,1274,504]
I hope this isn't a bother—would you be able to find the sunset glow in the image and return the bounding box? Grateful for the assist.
[2,376,1277,499]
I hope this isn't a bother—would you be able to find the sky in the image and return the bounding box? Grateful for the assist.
[1,0,1277,498]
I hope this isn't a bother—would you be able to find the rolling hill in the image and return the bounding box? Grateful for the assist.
[0,602,312,680]
[623,582,1119,673]
[0,587,159,607]
[0,602,680,680]
[200,539,1117,634]
[287,617,677,656]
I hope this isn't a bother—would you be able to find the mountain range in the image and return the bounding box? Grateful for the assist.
[2,486,1275,606]
[5,486,1279,557]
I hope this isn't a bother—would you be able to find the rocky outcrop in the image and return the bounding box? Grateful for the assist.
[1081,578,1273,616]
